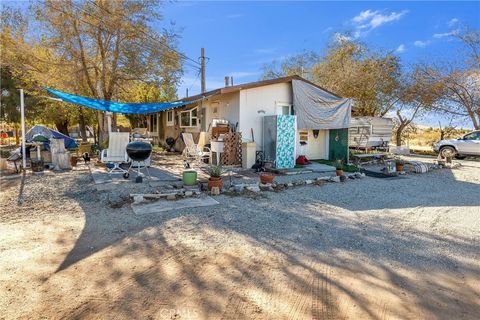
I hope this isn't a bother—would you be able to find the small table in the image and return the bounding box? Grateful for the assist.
[210,141,224,165]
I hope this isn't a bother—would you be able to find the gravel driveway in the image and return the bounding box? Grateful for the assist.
[1,160,479,319]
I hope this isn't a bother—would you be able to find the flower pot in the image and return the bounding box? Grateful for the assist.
[260,174,274,184]
[208,177,223,191]
[396,164,404,172]
[335,168,344,176]
[182,170,197,186]
[70,156,78,167]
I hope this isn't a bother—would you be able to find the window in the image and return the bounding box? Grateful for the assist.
[276,102,292,115]
[464,132,480,140]
[166,110,174,126]
[299,131,308,142]
[180,107,198,128]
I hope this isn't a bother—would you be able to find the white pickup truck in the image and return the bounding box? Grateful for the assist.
[434,130,480,158]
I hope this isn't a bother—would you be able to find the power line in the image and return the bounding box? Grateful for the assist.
[44,1,200,72]
[85,0,201,67]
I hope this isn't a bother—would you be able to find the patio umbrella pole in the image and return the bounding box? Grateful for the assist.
[20,89,26,170]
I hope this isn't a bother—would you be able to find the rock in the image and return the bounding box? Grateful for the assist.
[166,194,176,200]
[287,183,294,188]
[132,195,144,205]
[259,184,271,191]
[329,176,341,183]
[317,176,331,181]
[246,186,261,193]
[305,180,313,185]
[348,174,356,180]
[185,191,193,197]
[109,193,131,208]
[340,174,347,182]
[211,187,221,195]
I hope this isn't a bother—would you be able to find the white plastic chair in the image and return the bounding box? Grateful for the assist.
[182,132,210,163]
[100,132,130,174]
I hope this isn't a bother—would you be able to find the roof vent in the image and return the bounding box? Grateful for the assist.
[224,76,230,87]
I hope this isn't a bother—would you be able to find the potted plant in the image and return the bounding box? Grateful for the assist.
[335,160,344,176]
[206,165,223,191]
[259,172,275,184]
[395,159,405,172]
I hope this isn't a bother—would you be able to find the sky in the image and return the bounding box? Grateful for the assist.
[160,0,480,128]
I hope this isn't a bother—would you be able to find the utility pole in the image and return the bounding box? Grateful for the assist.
[200,48,206,93]
[20,89,26,170]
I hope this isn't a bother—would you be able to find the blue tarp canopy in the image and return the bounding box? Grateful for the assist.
[45,87,192,114]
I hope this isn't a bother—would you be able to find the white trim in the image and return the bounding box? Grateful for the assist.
[180,107,199,128]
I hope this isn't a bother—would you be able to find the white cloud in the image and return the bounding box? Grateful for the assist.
[395,44,406,53]
[414,40,430,48]
[351,9,408,37]
[352,10,378,24]
[447,18,459,27]
[433,29,459,38]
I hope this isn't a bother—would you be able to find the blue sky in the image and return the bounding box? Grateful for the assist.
[162,1,479,128]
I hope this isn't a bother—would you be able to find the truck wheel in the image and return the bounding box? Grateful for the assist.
[440,146,456,158]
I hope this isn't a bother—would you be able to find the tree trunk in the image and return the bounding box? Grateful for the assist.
[78,109,88,142]
[396,124,406,146]
[55,119,69,136]
[96,110,109,146]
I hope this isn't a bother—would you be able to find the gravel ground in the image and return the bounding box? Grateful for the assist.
[0,158,479,319]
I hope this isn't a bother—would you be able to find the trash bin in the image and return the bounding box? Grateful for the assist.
[182,170,198,186]
[242,142,256,169]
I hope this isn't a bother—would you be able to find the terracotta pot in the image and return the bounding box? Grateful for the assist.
[260,174,274,184]
[396,164,404,172]
[336,168,344,176]
[208,177,223,191]
[70,156,78,167]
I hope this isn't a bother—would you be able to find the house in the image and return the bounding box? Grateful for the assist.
[148,75,352,165]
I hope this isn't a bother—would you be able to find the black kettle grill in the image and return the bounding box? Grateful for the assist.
[123,141,152,183]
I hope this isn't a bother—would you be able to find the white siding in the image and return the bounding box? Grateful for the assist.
[238,82,292,150]
[203,92,240,132]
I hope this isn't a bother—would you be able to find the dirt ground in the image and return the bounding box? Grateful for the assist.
[1,157,479,320]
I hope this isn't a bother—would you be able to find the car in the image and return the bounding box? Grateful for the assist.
[433,130,480,158]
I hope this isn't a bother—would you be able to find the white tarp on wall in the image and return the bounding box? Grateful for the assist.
[292,79,352,129]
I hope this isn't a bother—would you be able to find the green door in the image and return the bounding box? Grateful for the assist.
[329,128,349,163]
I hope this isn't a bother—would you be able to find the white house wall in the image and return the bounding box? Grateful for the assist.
[238,82,292,150]
[203,92,240,132]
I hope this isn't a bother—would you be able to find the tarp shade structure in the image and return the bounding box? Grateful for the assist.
[45,87,192,114]
[292,79,352,129]
[25,124,78,149]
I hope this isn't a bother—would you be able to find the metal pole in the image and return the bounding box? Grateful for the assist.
[200,48,206,93]
[20,89,27,170]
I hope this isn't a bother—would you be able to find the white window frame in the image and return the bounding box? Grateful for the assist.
[166,110,174,126]
[179,107,198,128]
[275,102,292,115]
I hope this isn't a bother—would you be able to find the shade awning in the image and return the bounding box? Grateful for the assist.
[292,80,351,129]
[45,87,193,114]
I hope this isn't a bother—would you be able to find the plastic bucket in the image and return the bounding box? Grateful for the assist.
[182,170,198,186]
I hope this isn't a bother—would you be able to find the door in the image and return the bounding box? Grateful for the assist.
[457,131,480,154]
[329,128,349,162]
[307,130,326,159]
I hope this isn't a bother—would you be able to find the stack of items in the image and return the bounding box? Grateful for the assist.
[51,138,72,170]
[221,132,242,165]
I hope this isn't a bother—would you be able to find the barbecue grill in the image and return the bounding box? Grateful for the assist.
[123,141,152,183]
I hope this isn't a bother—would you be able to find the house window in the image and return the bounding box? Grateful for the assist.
[166,110,174,126]
[180,107,198,128]
[276,102,292,115]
